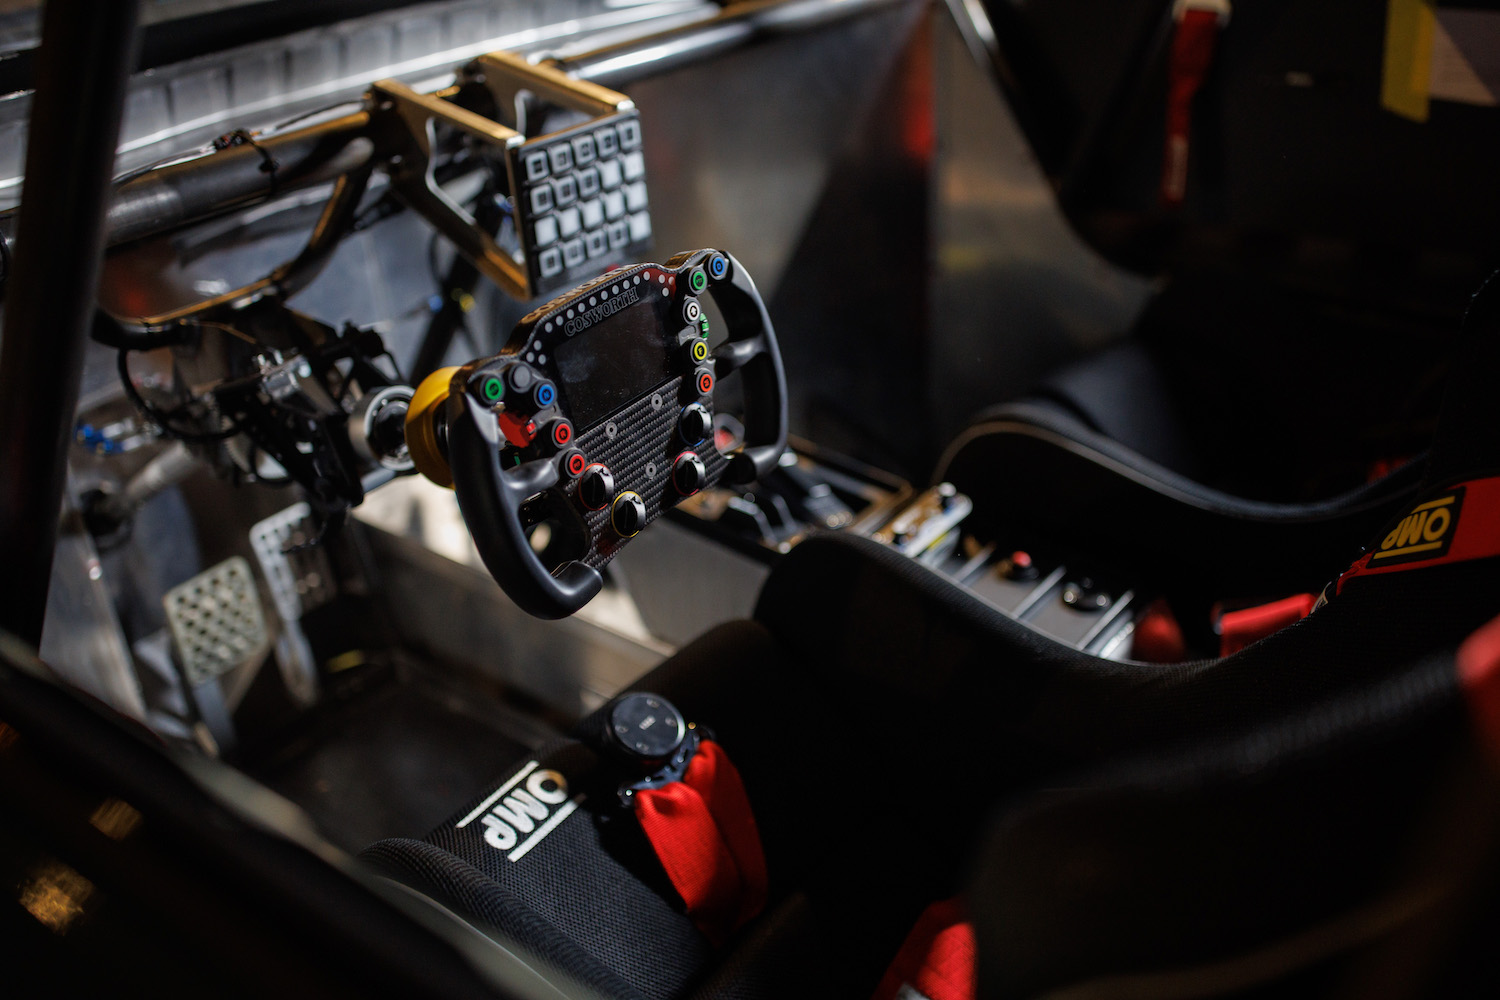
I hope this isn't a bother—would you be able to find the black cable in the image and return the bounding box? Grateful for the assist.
[116,349,241,443]
[91,309,193,350]
[271,100,359,132]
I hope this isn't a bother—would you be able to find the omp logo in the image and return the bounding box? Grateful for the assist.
[1372,488,1465,565]
[564,285,639,335]
[454,761,584,862]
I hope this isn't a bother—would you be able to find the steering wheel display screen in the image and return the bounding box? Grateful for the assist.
[553,291,675,431]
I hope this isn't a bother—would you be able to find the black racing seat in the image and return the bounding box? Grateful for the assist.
[359,286,1500,999]
[967,623,1500,998]
[935,392,1428,605]
[361,622,928,999]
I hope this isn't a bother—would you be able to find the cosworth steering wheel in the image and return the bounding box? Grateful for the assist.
[405,249,787,618]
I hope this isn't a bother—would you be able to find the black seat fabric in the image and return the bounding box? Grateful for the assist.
[362,737,709,1000]
[361,621,927,1000]
[967,644,1500,999]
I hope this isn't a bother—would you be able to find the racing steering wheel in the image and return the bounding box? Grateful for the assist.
[405,249,787,618]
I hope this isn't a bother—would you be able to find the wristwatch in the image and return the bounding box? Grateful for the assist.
[601,692,688,764]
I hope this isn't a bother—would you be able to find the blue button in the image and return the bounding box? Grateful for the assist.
[534,382,556,408]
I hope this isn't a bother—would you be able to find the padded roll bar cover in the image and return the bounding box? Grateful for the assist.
[935,401,1426,597]
[446,390,602,618]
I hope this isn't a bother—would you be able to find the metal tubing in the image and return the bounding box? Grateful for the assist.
[105,117,375,247]
[51,0,904,251]
[560,0,904,86]
[0,0,142,644]
[132,160,376,327]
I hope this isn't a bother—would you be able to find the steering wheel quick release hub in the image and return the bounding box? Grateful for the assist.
[422,249,786,618]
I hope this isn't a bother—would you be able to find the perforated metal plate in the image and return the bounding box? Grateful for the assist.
[249,501,335,622]
[162,556,269,686]
[249,502,333,707]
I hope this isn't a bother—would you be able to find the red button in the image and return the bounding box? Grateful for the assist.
[697,370,714,395]
[551,420,573,447]
[567,451,587,477]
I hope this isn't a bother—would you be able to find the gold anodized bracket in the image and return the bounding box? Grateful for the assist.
[467,50,634,127]
[368,77,531,299]
[368,54,635,304]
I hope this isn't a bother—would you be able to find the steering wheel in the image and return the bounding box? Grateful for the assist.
[405,249,787,618]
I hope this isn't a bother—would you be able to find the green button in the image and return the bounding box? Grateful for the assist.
[688,268,708,293]
[699,318,710,337]
[482,376,505,402]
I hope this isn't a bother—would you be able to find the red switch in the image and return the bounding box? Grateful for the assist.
[499,411,538,448]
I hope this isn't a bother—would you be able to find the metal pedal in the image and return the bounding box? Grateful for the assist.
[249,502,333,706]
[249,501,335,621]
[162,556,269,687]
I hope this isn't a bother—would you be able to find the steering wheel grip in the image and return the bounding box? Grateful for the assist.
[701,251,788,484]
[447,392,603,619]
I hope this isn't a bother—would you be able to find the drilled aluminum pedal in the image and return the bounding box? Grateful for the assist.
[162,556,269,686]
[249,502,332,707]
[249,501,335,621]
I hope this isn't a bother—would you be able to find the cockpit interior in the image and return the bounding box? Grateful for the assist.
[3,0,1500,996]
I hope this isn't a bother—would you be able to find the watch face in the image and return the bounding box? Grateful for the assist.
[608,693,686,760]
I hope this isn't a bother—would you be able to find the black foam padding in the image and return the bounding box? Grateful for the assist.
[967,653,1499,998]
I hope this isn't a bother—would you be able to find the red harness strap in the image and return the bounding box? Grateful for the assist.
[1161,1,1229,205]
[1218,592,1317,657]
[1133,598,1189,662]
[871,899,975,1000]
[1459,613,1500,767]
[1337,476,1500,594]
[634,739,768,946]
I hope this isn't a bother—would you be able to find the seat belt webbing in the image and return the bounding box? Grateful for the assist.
[634,739,768,946]
[871,898,975,1000]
